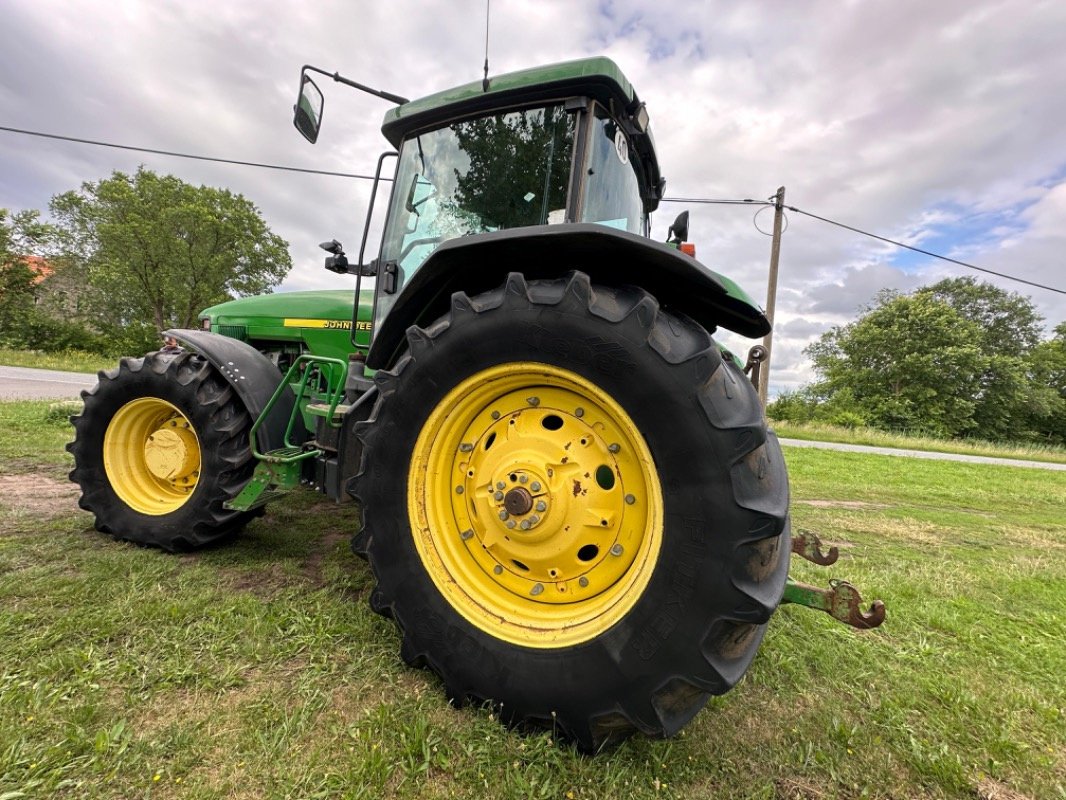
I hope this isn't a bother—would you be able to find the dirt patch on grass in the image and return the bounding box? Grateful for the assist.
[976,777,1033,800]
[0,471,80,522]
[301,528,349,585]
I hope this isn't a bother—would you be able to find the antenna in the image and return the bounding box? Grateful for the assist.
[482,0,491,92]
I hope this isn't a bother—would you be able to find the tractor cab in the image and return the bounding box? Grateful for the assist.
[295,58,665,335]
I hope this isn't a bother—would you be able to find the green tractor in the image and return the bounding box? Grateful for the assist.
[69,57,882,750]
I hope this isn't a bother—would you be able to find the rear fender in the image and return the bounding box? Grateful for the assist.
[163,329,298,453]
[366,223,770,370]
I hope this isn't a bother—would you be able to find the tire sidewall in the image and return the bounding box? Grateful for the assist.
[360,292,787,735]
[73,353,252,547]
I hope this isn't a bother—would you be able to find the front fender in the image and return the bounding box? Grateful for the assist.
[163,329,297,453]
[367,223,769,370]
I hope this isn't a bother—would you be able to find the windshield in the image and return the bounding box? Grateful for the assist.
[380,105,575,277]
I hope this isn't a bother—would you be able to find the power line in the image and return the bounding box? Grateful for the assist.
[0,125,385,181]
[787,205,1064,296]
[2,123,1061,294]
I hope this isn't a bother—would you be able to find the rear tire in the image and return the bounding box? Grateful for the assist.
[68,351,258,551]
[352,272,790,750]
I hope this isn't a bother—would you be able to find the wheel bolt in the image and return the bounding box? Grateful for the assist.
[461,529,474,541]
[529,515,540,524]
[520,520,531,530]
[530,481,541,492]
[494,491,504,501]
[575,407,585,418]
[526,396,540,406]
[519,475,528,484]
[579,576,589,588]
[455,486,464,494]
[496,481,506,490]
[608,443,620,453]
[535,500,547,512]
[491,410,501,420]
[610,544,624,556]
[498,510,509,520]
[493,565,503,575]
[459,443,473,452]
[530,583,544,596]
[625,494,636,505]
[506,520,516,529]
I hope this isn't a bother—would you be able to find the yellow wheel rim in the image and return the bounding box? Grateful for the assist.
[409,362,663,648]
[103,398,201,515]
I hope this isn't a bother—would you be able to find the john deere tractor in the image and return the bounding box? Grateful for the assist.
[69,57,882,750]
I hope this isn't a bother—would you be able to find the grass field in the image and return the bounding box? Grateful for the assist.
[0,348,117,375]
[1,400,1063,799]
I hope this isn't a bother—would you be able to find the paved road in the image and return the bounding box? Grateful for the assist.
[779,437,1066,471]
[0,365,98,400]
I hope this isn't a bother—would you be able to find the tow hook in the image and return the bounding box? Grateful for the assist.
[784,530,886,629]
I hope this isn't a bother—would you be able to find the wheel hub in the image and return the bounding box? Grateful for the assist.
[143,422,199,482]
[103,397,201,515]
[410,362,663,647]
[503,486,534,516]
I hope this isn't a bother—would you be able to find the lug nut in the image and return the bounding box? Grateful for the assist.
[575,407,585,418]
[455,485,464,494]
[579,576,589,588]
[519,475,528,484]
[459,443,473,452]
[494,491,504,501]
[610,544,624,556]
[506,520,516,529]
[520,520,531,530]
[493,565,503,575]
[526,396,540,406]
[498,510,509,520]
[491,410,501,420]
[625,494,636,505]
[530,583,544,596]
[535,500,547,512]
[608,443,620,454]
[460,529,474,541]
[496,481,506,490]
[529,515,540,525]
[530,481,541,492]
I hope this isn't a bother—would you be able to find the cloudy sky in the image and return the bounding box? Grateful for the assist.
[2,0,1064,392]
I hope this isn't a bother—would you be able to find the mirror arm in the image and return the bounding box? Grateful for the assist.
[301,64,408,106]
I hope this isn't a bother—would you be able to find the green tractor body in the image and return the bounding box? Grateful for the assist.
[69,56,883,750]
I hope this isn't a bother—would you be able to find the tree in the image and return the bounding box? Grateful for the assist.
[1025,322,1066,444]
[0,209,87,350]
[806,292,987,437]
[50,168,291,347]
[916,277,1045,439]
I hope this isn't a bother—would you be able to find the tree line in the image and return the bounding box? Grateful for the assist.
[0,167,290,355]
[768,277,1066,445]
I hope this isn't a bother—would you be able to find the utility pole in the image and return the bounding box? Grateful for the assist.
[758,186,786,408]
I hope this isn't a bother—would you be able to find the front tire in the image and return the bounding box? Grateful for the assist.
[68,351,258,551]
[352,272,790,750]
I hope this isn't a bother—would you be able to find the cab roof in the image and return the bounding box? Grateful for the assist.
[380,56,663,210]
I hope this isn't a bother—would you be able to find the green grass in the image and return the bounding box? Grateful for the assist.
[772,419,1066,465]
[0,347,116,374]
[1,400,1063,799]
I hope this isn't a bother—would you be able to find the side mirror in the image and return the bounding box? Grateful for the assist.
[668,210,689,244]
[294,73,324,143]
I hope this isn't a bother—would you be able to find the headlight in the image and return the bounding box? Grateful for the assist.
[201,318,211,331]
